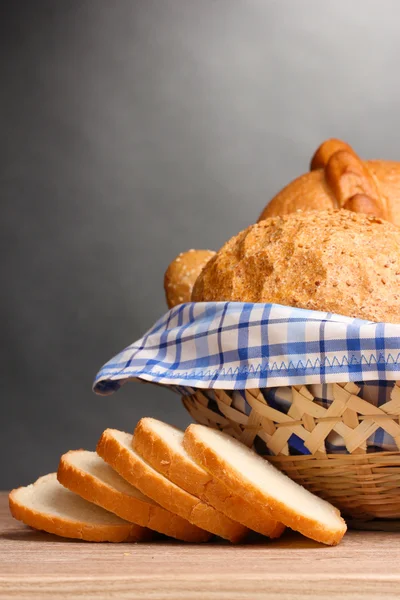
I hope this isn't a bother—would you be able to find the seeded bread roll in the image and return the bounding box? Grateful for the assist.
[164,249,215,308]
[191,210,400,323]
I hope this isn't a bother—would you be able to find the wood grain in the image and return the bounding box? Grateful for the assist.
[1,492,400,599]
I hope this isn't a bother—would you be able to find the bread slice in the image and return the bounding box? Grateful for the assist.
[133,418,284,538]
[9,473,147,542]
[58,450,209,543]
[97,429,247,543]
[183,425,347,546]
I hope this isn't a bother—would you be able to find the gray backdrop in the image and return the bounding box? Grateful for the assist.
[2,0,400,488]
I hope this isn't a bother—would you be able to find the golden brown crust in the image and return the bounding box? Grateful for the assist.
[342,193,384,216]
[133,418,284,538]
[183,426,347,546]
[258,169,337,221]
[323,149,386,219]
[9,475,141,543]
[259,138,399,225]
[96,429,246,542]
[133,419,212,498]
[310,138,355,171]
[202,479,285,539]
[57,451,204,542]
[164,249,215,308]
[192,209,400,324]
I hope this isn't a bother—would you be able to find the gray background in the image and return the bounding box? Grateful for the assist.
[2,0,400,488]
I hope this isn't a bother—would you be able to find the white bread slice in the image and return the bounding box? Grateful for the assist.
[9,473,147,542]
[183,425,347,546]
[97,429,247,543]
[58,450,209,543]
[133,418,284,538]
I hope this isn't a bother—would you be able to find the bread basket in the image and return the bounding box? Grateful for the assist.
[94,301,400,524]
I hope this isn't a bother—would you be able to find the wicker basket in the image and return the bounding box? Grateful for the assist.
[182,381,400,521]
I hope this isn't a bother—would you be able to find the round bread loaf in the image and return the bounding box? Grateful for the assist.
[257,138,400,226]
[191,210,400,323]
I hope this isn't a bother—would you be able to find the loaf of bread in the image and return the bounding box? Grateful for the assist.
[258,138,400,226]
[191,209,400,323]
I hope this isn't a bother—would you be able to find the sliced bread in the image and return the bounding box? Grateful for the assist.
[57,450,208,543]
[97,429,247,543]
[9,473,146,542]
[183,424,347,546]
[133,418,284,538]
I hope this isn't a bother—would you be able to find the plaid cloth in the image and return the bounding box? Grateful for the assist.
[93,302,400,453]
[94,302,400,393]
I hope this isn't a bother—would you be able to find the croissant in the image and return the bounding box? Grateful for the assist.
[258,138,400,226]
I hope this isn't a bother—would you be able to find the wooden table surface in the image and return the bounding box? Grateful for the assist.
[1,492,400,599]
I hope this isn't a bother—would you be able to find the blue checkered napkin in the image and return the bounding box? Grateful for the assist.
[93,301,400,394]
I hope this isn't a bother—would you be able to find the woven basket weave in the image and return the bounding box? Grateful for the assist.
[182,381,400,521]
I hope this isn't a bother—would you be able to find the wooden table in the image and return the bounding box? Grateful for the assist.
[1,492,400,599]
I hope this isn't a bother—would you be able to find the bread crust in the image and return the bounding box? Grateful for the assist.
[259,169,336,220]
[324,150,385,218]
[310,138,355,171]
[192,209,400,324]
[134,418,284,538]
[133,419,213,498]
[259,138,400,225]
[57,451,204,542]
[183,425,347,546]
[9,474,141,543]
[201,479,285,539]
[164,249,215,308]
[97,429,246,542]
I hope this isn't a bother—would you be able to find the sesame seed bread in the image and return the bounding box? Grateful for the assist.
[9,473,145,542]
[133,418,284,538]
[191,209,400,323]
[183,425,347,546]
[96,429,247,543]
[164,249,215,308]
[57,450,206,542]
